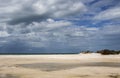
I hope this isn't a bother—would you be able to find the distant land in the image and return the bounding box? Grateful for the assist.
[0,49,120,55]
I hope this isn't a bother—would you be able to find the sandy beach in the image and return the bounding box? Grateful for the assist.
[0,53,120,78]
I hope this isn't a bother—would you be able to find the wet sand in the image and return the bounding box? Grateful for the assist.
[17,62,120,72]
[0,53,120,78]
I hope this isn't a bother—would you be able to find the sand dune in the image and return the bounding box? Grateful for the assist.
[0,53,120,78]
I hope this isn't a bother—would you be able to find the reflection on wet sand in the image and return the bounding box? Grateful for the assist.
[0,74,19,78]
[17,62,120,72]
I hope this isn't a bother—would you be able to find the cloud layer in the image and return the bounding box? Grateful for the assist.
[0,0,120,53]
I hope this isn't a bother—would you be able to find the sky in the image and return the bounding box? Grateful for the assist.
[0,0,120,53]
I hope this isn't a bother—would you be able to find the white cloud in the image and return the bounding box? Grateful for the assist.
[0,20,98,47]
[26,19,72,32]
[0,0,86,24]
[94,7,120,20]
[86,27,99,31]
[0,31,10,37]
[1,19,72,42]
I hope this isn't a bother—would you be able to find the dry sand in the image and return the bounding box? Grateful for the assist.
[0,53,120,78]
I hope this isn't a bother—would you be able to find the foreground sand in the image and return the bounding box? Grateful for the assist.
[0,53,120,78]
